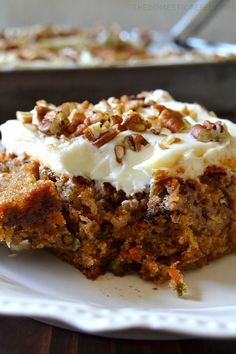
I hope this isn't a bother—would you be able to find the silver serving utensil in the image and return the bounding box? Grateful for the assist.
[150,0,228,53]
[184,37,236,56]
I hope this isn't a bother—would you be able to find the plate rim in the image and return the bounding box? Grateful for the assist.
[0,296,236,338]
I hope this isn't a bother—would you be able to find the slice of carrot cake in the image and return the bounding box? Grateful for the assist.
[1,89,236,295]
[0,151,77,250]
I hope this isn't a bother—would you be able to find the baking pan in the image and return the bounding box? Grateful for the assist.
[0,61,235,122]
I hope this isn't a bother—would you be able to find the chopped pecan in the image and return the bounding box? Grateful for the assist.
[150,128,161,135]
[115,103,125,115]
[189,124,206,141]
[159,108,184,133]
[208,111,217,117]
[151,104,166,113]
[32,104,52,125]
[158,136,182,150]
[182,117,192,130]
[71,123,87,137]
[137,91,151,98]
[36,100,56,110]
[79,100,90,110]
[89,112,109,124]
[122,111,150,132]
[57,102,79,117]
[84,128,97,142]
[181,106,197,120]
[123,134,149,152]
[38,111,66,136]
[93,126,119,148]
[181,106,190,116]
[147,115,161,135]
[129,95,145,105]
[16,111,33,124]
[37,116,59,135]
[125,100,143,111]
[147,115,159,122]
[107,97,125,115]
[67,110,86,134]
[101,120,111,133]
[84,122,102,142]
[37,102,79,136]
[128,95,145,101]
[120,95,129,103]
[111,114,123,127]
[190,120,229,143]
[114,144,126,163]
[93,99,111,113]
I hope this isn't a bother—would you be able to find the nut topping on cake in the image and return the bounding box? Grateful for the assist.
[190,120,229,143]
[123,134,149,152]
[121,111,151,132]
[16,90,190,149]
[16,111,33,124]
[114,144,126,164]
[158,108,184,133]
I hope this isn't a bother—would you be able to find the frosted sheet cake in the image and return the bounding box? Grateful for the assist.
[1,89,236,295]
[0,25,234,70]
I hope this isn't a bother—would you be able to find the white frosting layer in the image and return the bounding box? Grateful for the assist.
[1,90,236,195]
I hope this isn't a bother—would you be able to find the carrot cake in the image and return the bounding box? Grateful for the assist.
[1,89,236,295]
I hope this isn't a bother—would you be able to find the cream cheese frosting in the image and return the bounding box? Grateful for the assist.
[1,90,236,195]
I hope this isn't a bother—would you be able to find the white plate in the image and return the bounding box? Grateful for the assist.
[0,245,236,339]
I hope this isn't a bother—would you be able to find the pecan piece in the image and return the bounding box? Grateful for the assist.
[128,95,145,101]
[84,122,101,142]
[32,105,52,125]
[111,114,123,127]
[16,111,33,124]
[114,144,126,164]
[79,100,90,110]
[123,134,149,152]
[122,111,150,132]
[36,100,56,110]
[151,104,166,113]
[84,127,97,142]
[190,120,229,143]
[37,115,60,136]
[181,106,197,120]
[38,110,68,136]
[159,108,184,133]
[89,112,109,124]
[71,123,87,137]
[93,126,119,148]
[67,111,86,134]
[37,102,79,136]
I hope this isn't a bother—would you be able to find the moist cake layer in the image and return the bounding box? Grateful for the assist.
[1,153,236,295]
[0,152,77,250]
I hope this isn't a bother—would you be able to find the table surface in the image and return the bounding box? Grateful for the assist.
[0,316,236,354]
